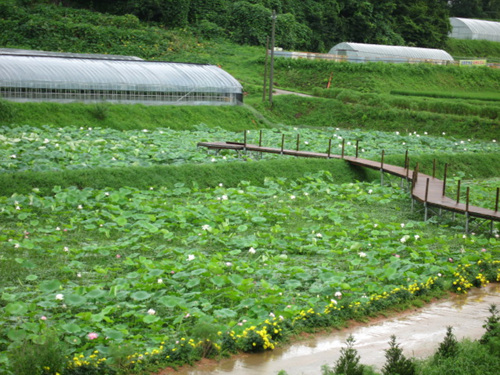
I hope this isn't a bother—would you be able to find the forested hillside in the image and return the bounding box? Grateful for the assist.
[0,0,469,52]
[4,1,500,54]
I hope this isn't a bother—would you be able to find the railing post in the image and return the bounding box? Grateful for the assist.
[456,180,461,204]
[492,187,499,235]
[296,134,300,152]
[243,130,247,151]
[259,130,263,147]
[465,186,470,234]
[432,159,436,178]
[442,163,448,196]
[328,138,332,159]
[355,140,359,158]
[495,187,499,212]
[380,150,385,186]
[280,134,285,155]
[341,139,345,158]
[424,178,430,221]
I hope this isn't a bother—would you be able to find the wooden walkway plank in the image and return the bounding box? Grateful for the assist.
[197,141,500,223]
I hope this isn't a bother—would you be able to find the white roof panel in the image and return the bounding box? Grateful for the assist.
[0,55,242,93]
[328,43,454,61]
[449,18,500,42]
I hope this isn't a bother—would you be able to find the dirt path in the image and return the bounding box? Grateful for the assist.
[273,89,313,97]
[169,284,500,375]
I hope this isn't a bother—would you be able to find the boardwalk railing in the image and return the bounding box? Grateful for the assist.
[198,135,500,233]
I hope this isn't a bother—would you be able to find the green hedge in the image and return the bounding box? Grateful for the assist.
[1,152,498,197]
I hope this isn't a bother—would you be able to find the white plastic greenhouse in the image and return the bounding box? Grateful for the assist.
[0,51,243,105]
[328,42,454,64]
[449,18,500,42]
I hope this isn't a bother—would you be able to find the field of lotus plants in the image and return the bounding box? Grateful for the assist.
[1,125,498,173]
[0,125,499,373]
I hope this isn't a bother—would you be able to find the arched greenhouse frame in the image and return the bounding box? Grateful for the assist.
[0,49,243,105]
[328,42,454,64]
[449,18,500,42]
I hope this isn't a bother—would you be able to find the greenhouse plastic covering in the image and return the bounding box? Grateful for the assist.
[328,42,454,63]
[449,18,500,43]
[0,54,243,105]
[0,48,143,61]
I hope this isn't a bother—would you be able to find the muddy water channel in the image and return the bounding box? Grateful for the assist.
[175,284,500,375]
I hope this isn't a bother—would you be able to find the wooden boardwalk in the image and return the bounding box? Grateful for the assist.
[197,141,500,226]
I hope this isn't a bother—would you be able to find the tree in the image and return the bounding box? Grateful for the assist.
[448,0,485,18]
[332,335,364,375]
[382,335,416,375]
[393,0,451,48]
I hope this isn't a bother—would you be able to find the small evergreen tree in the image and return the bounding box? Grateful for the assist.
[382,335,416,375]
[435,326,459,359]
[480,304,500,344]
[333,335,364,375]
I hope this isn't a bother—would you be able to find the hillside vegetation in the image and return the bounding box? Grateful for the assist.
[0,2,499,141]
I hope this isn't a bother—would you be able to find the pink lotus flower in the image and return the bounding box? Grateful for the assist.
[87,332,99,340]
[116,254,121,259]
[40,316,47,321]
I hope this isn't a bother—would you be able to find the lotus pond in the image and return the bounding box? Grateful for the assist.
[0,125,499,373]
[1,125,498,172]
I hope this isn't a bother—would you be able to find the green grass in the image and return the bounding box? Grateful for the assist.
[0,158,374,196]
[0,101,266,131]
[390,90,500,102]
[250,95,500,140]
[446,38,500,63]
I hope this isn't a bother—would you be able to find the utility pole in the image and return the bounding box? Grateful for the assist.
[262,36,269,102]
[268,10,276,105]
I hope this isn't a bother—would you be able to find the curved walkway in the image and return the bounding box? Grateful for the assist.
[197,141,500,225]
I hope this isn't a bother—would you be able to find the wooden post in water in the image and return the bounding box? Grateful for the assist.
[492,187,499,234]
[495,187,499,212]
[442,163,448,196]
[328,138,332,159]
[402,150,409,188]
[424,178,430,221]
[415,162,419,186]
[454,179,461,221]
[380,150,385,186]
[465,187,470,234]
[259,130,263,159]
[406,157,410,191]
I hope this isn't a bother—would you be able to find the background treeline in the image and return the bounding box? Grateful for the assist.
[6,0,480,52]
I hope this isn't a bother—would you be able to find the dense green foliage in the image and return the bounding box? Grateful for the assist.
[6,0,452,51]
[1,170,499,373]
[448,0,500,19]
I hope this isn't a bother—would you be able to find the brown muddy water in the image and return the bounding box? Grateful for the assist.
[169,284,500,375]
